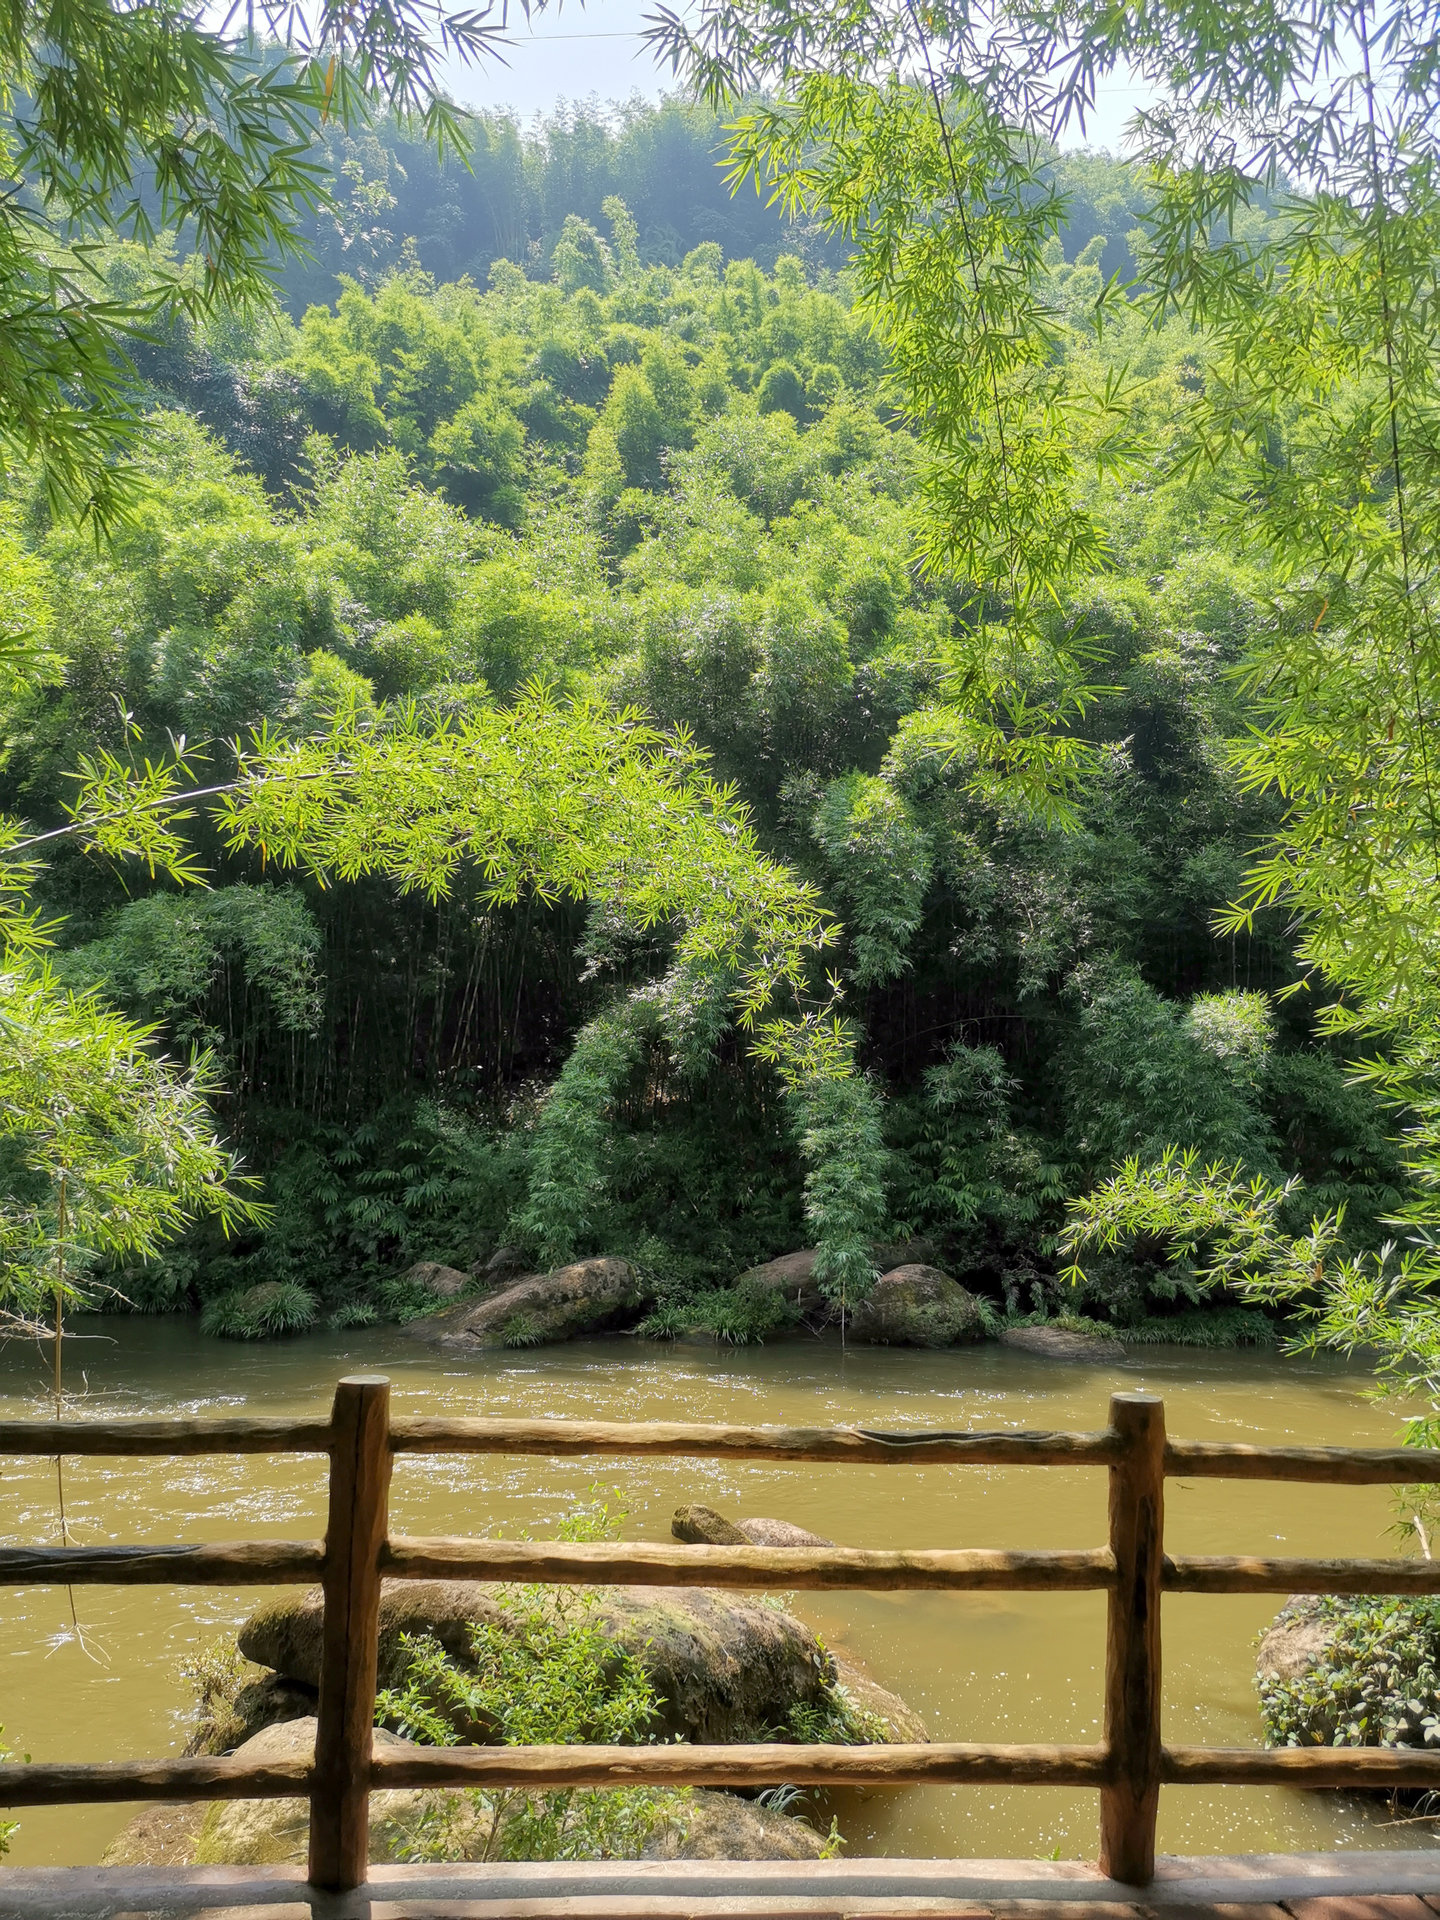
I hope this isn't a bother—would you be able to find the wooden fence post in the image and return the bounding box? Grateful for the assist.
[308,1375,392,1893]
[1098,1392,1165,1886]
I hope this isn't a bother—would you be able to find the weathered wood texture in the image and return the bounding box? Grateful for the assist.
[0,1540,323,1585]
[1165,1554,1440,1594]
[383,1538,1118,1591]
[9,1853,1440,1919]
[1165,1439,1440,1483]
[308,1376,392,1895]
[0,1755,312,1807]
[0,1416,331,1456]
[1162,1745,1440,1787]
[370,1741,1112,1791]
[388,1415,1123,1467]
[1098,1394,1165,1889]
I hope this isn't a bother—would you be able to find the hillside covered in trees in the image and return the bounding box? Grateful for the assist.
[0,105,1405,1343]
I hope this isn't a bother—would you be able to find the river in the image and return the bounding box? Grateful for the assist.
[1,1319,1435,1867]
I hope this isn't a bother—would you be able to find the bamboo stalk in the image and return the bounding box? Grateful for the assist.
[383,1538,1118,1591]
[1098,1394,1165,1888]
[1165,1553,1440,1594]
[308,1376,391,1895]
[388,1416,1123,1466]
[0,1417,332,1456]
[0,1542,324,1586]
[1165,1439,1440,1483]
[370,1741,1114,1792]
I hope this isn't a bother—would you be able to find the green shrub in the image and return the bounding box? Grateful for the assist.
[1260,1597,1440,1750]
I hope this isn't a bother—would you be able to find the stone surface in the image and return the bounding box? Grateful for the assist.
[672,1503,750,1545]
[642,1788,830,1861]
[831,1650,930,1744]
[732,1248,824,1311]
[593,1586,836,1744]
[186,1668,316,1757]
[671,1503,833,1549]
[1257,1596,1336,1684]
[239,1579,510,1698]
[736,1516,835,1548]
[100,1800,206,1867]
[401,1260,471,1301]
[190,1720,488,1868]
[850,1264,985,1349]
[413,1257,650,1349]
[998,1323,1125,1362]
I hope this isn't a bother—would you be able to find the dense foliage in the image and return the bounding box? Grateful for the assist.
[0,118,1412,1335]
[1260,1598,1440,1752]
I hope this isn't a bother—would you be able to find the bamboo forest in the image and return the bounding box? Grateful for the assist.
[6,0,1440,1890]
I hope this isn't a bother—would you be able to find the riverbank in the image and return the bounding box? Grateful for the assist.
[0,1322,1433,1867]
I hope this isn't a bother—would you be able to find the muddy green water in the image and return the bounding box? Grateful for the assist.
[1,1321,1436,1867]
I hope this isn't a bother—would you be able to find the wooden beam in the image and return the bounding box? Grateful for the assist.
[0,1416,332,1456]
[383,1538,1117,1591]
[9,1852,1440,1918]
[1165,1554,1440,1594]
[308,1375,392,1895]
[0,1540,323,1585]
[388,1416,1123,1468]
[0,1755,312,1806]
[1098,1393,1165,1889]
[1162,1745,1440,1787]
[370,1740,1113,1790]
[1165,1440,1440,1484]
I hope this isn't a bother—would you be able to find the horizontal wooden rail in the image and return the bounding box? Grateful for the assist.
[1164,1438,1440,1483]
[0,1542,324,1586]
[1161,1744,1440,1787]
[0,1756,313,1807]
[12,1385,1440,1898]
[387,1415,1123,1466]
[370,1741,1112,1791]
[383,1537,1118,1590]
[0,1416,332,1456]
[1164,1552,1440,1594]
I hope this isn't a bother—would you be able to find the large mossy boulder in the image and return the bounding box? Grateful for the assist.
[850,1264,984,1349]
[670,1504,835,1548]
[412,1257,650,1349]
[732,1249,824,1313]
[234,1577,837,1747]
[240,1580,511,1696]
[591,1586,835,1743]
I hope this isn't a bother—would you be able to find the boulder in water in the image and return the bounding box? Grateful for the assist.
[671,1503,750,1545]
[239,1580,510,1698]
[592,1586,835,1743]
[999,1324,1124,1362]
[850,1265,984,1348]
[670,1503,834,1549]
[412,1257,650,1349]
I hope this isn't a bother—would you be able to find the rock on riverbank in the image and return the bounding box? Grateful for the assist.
[410,1257,651,1349]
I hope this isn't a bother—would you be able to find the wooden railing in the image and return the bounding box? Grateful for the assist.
[4,1376,1440,1896]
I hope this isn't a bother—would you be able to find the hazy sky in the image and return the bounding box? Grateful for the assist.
[443,0,1152,151]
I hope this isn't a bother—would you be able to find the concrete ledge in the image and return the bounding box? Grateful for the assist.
[2,1855,1440,1918]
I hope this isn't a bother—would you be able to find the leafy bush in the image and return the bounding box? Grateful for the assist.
[1260,1598,1440,1751]
[635,1280,798,1345]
